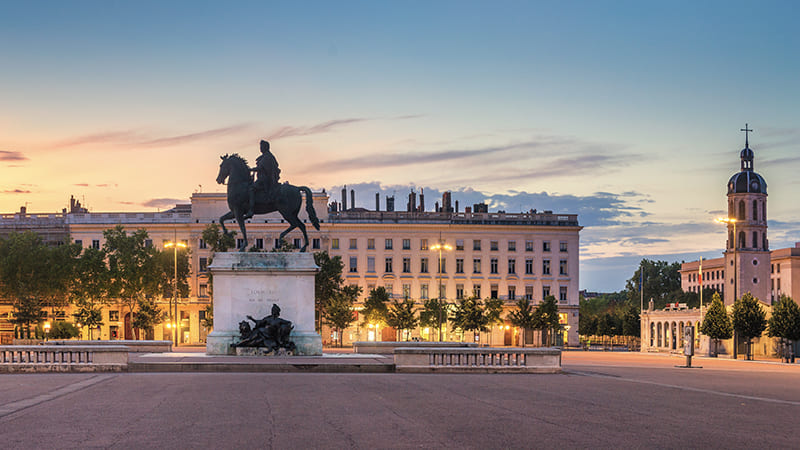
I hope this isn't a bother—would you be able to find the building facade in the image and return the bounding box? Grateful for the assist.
[1,191,582,347]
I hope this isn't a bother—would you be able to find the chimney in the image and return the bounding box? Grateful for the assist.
[342,185,347,210]
[350,189,355,210]
[407,191,416,212]
[435,201,440,212]
[375,193,380,211]
[19,206,26,214]
[455,200,459,213]
[386,195,395,212]
[465,206,472,213]
[419,188,425,212]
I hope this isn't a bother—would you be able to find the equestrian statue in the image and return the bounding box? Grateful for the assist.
[216,140,320,252]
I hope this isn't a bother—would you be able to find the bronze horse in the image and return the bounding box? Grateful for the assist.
[216,154,320,251]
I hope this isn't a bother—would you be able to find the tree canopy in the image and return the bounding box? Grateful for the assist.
[386,298,418,341]
[768,295,800,343]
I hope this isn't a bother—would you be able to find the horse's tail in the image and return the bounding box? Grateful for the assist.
[300,186,321,230]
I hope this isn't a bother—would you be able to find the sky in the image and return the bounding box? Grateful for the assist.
[2,1,799,292]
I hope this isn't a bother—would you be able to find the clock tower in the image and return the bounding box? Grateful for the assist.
[723,125,770,305]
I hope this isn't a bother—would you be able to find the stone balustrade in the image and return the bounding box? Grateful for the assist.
[394,347,561,373]
[353,341,478,354]
[0,345,129,373]
[48,340,173,353]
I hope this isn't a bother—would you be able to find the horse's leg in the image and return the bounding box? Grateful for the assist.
[296,220,309,252]
[235,209,248,252]
[278,223,296,248]
[219,210,235,236]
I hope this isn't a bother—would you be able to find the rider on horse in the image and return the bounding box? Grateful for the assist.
[247,140,281,218]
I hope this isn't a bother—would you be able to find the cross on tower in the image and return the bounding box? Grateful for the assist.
[740,123,753,148]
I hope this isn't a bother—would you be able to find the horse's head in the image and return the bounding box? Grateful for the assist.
[217,153,249,185]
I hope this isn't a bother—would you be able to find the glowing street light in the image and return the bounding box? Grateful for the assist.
[43,321,51,342]
[430,239,452,341]
[164,240,187,346]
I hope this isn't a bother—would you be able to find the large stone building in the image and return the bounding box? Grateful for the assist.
[1,190,582,347]
[642,129,800,357]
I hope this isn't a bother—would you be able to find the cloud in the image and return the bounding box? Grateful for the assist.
[265,118,369,141]
[73,183,90,187]
[141,198,186,209]
[0,151,28,161]
[53,123,254,149]
[3,189,32,194]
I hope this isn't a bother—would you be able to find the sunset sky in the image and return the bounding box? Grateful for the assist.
[2,1,799,291]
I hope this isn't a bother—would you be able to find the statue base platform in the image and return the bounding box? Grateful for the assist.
[205,252,322,356]
[235,347,295,357]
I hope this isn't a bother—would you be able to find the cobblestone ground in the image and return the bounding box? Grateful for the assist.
[1,351,798,449]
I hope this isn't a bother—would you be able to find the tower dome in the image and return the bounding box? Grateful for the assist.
[727,126,767,195]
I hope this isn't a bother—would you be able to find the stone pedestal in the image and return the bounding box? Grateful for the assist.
[206,252,321,356]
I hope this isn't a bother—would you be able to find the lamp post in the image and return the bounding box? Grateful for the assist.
[430,239,452,342]
[43,321,51,342]
[716,217,737,358]
[164,240,187,346]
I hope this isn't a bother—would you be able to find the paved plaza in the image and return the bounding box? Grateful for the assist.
[1,351,799,449]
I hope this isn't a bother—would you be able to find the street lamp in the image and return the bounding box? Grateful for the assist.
[716,217,738,359]
[164,240,187,346]
[43,321,51,342]
[430,240,452,341]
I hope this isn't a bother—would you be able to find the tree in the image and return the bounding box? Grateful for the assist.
[71,247,109,339]
[154,246,191,299]
[508,297,537,347]
[361,287,390,328]
[0,232,78,337]
[621,304,641,346]
[451,296,488,342]
[536,295,561,346]
[700,292,732,356]
[72,299,104,339]
[767,295,800,360]
[103,226,160,339]
[625,259,682,309]
[48,321,81,339]
[200,224,236,301]
[732,292,767,360]
[483,297,504,345]
[132,298,165,340]
[314,251,344,332]
[323,285,359,347]
[387,298,418,341]
[419,298,448,341]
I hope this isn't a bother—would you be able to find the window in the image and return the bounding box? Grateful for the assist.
[508,241,516,251]
[508,286,516,300]
[367,257,375,273]
[402,257,411,273]
[456,239,464,251]
[438,257,446,274]
[199,239,207,249]
[349,239,357,249]
[420,284,429,299]
[92,239,100,249]
[275,239,282,249]
[293,238,301,249]
[490,241,499,251]
[420,239,428,250]
[543,285,551,298]
[75,239,83,247]
[199,257,208,273]
[199,284,209,298]
[543,241,551,252]
[525,286,533,300]
[456,258,464,273]
[349,256,358,273]
[456,284,464,300]
[525,259,533,275]
[473,258,481,273]
[508,259,516,274]
[145,239,153,248]
[385,284,394,298]
[778,264,781,273]
[559,286,568,302]
[385,258,393,273]
[559,259,568,276]
[367,238,375,250]
[402,239,411,250]
[312,238,321,249]
[753,231,758,249]
[420,258,429,273]
[473,285,481,298]
[402,284,411,299]
[439,284,446,299]
[473,240,481,251]
[525,240,534,252]
[236,238,245,249]
[331,238,339,250]
[543,259,551,275]
[109,310,120,322]
[560,241,568,252]
[250,238,260,249]
[738,200,745,220]
[490,284,498,299]
[385,239,393,250]
[490,258,498,274]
